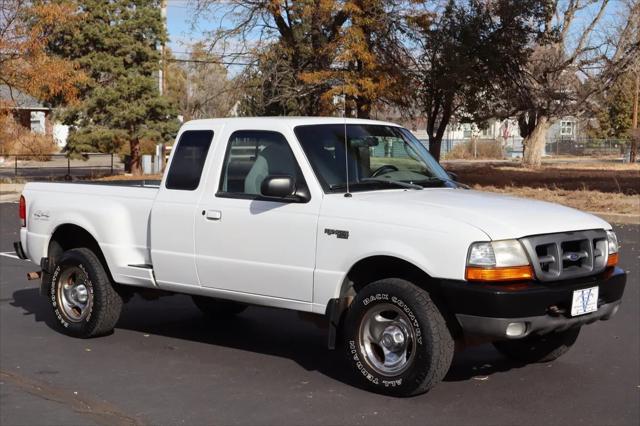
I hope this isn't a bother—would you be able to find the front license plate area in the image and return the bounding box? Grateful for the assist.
[571,286,599,317]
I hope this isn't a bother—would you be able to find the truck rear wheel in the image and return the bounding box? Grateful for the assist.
[47,248,123,338]
[343,278,454,397]
[191,296,247,319]
[493,327,581,363]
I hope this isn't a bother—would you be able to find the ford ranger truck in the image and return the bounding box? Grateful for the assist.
[14,117,626,396]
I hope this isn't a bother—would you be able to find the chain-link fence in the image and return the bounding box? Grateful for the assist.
[417,137,633,160]
[0,153,124,180]
[544,138,630,157]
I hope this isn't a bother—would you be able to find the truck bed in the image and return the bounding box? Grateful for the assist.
[21,181,160,288]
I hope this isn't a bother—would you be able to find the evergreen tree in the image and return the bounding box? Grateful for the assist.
[49,0,178,174]
[589,72,636,140]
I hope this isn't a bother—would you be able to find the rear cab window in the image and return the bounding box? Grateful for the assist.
[165,130,214,190]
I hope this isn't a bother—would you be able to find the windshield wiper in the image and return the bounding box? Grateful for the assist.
[413,176,470,189]
[330,179,423,191]
[361,178,423,190]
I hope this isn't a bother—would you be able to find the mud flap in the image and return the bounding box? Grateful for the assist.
[326,297,352,350]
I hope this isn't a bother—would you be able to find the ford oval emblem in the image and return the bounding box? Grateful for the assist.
[567,253,580,261]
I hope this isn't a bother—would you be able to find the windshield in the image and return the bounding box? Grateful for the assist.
[294,124,454,193]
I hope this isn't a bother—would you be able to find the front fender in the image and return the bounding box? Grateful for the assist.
[312,217,487,313]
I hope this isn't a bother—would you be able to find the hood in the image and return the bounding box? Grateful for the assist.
[351,188,610,240]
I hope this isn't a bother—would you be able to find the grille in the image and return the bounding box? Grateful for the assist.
[520,230,608,281]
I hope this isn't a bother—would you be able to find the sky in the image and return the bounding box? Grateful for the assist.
[165,0,207,58]
[165,0,628,69]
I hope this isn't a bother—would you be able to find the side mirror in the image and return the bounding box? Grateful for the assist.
[261,175,296,198]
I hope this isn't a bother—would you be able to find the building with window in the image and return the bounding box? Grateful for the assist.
[547,116,581,141]
[393,113,586,158]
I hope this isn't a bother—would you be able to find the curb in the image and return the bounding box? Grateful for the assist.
[0,194,20,202]
[0,183,24,203]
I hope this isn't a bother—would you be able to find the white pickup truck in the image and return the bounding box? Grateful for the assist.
[15,117,626,396]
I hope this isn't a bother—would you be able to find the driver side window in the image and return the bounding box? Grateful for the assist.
[218,130,306,198]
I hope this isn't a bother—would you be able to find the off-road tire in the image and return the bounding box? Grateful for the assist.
[343,278,454,397]
[192,296,247,319]
[493,327,581,363]
[47,248,123,338]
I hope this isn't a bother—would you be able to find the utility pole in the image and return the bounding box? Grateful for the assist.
[159,0,167,95]
[632,69,639,163]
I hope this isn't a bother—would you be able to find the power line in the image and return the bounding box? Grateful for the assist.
[167,57,252,66]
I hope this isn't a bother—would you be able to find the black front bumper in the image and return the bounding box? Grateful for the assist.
[438,267,627,338]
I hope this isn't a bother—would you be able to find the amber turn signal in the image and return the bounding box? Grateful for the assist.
[465,265,534,282]
[606,253,618,267]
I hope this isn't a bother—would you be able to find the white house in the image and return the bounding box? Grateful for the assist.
[406,115,582,157]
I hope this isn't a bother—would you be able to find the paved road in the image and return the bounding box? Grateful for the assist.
[0,202,638,426]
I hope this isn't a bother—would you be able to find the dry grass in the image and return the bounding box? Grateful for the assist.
[448,163,639,195]
[477,185,640,215]
[97,173,163,181]
[496,163,640,172]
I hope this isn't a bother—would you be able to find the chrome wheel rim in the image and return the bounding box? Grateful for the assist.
[56,266,92,322]
[358,303,416,376]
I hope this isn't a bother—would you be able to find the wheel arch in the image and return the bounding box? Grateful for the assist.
[340,255,438,298]
[46,223,113,282]
[332,255,462,340]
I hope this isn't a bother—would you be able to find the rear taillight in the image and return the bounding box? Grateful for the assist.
[19,195,26,227]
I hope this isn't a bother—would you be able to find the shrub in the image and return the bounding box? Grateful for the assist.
[445,139,504,160]
[0,113,57,160]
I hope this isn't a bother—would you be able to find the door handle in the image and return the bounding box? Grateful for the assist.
[205,210,222,221]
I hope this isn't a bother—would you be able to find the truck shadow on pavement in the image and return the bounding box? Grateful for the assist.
[11,288,525,387]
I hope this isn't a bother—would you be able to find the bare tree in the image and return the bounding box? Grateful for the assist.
[166,44,237,120]
[632,64,639,162]
[506,0,640,167]
[409,0,548,161]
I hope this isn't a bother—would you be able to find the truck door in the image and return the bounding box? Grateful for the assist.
[194,129,320,302]
[151,129,216,288]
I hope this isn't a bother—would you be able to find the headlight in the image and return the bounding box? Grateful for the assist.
[606,230,619,267]
[466,240,533,282]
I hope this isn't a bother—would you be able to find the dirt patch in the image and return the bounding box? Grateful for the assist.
[448,163,640,195]
[475,185,640,216]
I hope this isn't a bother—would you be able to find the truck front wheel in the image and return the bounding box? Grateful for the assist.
[47,248,123,338]
[493,327,581,363]
[343,278,454,397]
[191,296,247,319]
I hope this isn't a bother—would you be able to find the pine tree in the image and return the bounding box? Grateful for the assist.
[49,0,179,174]
[589,72,636,140]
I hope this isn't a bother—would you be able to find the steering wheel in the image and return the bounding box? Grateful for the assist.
[371,165,399,177]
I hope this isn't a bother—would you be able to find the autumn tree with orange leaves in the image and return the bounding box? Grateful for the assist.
[300,0,411,118]
[0,0,84,106]
[200,0,411,118]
